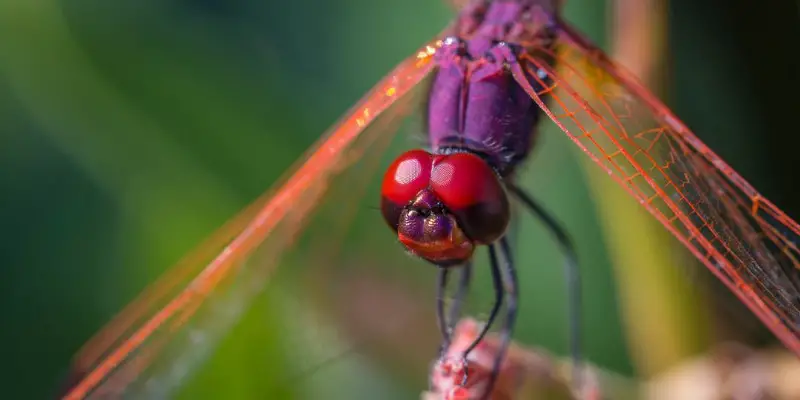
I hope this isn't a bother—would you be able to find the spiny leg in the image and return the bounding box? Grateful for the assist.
[462,245,505,360]
[436,267,452,355]
[436,263,474,356]
[479,236,519,400]
[458,244,505,392]
[448,262,473,325]
[508,183,584,387]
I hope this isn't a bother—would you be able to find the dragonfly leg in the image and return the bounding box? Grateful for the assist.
[458,244,505,389]
[508,183,584,389]
[448,262,473,326]
[436,267,452,355]
[463,246,505,357]
[484,236,519,400]
[466,240,517,400]
[437,263,474,357]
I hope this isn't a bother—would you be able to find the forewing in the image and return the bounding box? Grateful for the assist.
[61,35,446,399]
[509,16,800,354]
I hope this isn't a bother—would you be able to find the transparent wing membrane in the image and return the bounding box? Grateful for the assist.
[62,35,445,399]
[510,16,800,354]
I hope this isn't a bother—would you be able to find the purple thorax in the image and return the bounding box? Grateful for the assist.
[426,0,556,177]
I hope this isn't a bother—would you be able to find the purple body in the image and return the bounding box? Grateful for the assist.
[427,0,556,176]
[382,0,562,266]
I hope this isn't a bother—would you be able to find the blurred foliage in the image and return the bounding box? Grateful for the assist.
[0,0,797,399]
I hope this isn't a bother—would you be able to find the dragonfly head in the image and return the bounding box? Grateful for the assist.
[380,149,510,266]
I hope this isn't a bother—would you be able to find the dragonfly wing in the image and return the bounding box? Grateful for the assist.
[508,14,800,355]
[61,33,446,399]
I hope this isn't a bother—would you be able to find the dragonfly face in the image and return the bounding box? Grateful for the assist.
[380,149,510,266]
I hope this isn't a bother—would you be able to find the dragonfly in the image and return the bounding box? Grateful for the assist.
[60,0,800,399]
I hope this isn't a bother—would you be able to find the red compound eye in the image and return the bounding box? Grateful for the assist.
[430,152,509,244]
[379,149,509,265]
[380,149,434,230]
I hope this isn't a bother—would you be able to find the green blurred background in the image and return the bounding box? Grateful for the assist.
[0,0,798,398]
